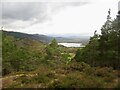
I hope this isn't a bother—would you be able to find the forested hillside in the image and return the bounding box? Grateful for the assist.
[2,31,46,75]
[1,11,120,88]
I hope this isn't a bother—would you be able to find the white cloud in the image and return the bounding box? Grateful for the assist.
[2,0,120,36]
[16,0,119,36]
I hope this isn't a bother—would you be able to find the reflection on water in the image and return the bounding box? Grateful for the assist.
[58,43,85,47]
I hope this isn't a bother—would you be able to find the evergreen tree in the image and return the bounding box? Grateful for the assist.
[75,9,120,69]
[45,38,61,60]
[49,38,58,48]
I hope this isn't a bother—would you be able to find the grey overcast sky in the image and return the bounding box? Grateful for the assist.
[1,0,119,36]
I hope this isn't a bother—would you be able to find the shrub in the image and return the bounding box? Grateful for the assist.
[94,67,113,77]
[31,74,50,84]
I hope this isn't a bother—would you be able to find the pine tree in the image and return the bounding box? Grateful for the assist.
[49,38,58,48]
[75,9,120,69]
[45,38,60,60]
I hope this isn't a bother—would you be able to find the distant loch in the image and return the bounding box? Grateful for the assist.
[58,43,85,47]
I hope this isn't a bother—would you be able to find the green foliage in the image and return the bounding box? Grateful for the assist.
[69,62,95,75]
[46,39,57,59]
[2,32,45,75]
[45,38,74,66]
[45,38,63,63]
[3,61,118,88]
[49,38,58,47]
[74,48,81,62]
[75,10,119,69]
[48,70,105,88]
[30,74,50,84]
[62,53,71,65]
[2,10,119,88]
[75,34,100,67]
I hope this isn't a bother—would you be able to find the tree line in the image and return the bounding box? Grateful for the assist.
[75,10,120,69]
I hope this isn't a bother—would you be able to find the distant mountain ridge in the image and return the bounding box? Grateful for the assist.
[2,30,90,44]
[2,30,52,43]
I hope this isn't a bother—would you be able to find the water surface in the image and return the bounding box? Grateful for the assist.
[58,43,84,47]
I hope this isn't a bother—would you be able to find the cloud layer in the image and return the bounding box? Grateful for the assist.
[2,1,88,29]
[1,0,119,35]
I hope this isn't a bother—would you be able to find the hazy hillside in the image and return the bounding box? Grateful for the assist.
[2,30,89,44]
[2,30,52,43]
